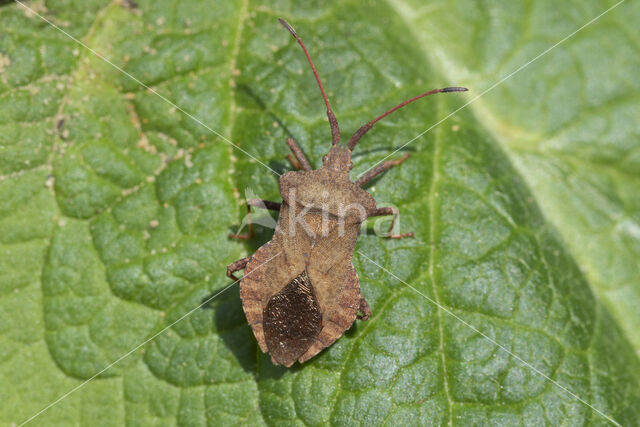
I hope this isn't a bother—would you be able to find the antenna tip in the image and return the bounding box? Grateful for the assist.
[440,86,469,93]
[278,18,297,37]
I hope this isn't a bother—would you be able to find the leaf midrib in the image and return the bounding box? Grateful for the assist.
[15,1,635,424]
[429,95,454,425]
[388,0,640,362]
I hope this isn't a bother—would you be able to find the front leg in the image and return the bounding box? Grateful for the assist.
[368,206,414,239]
[285,137,312,171]
[355,153,410,187]
[229,199,281,240]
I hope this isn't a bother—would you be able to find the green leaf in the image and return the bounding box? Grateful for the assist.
[1,0,638,425]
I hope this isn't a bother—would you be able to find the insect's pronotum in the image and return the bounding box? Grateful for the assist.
[227,19,467,367]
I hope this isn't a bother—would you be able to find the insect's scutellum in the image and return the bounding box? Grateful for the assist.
[227,19,467,367]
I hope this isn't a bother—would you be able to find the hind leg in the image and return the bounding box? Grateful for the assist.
[357,297,371,320]
[226,256,251,281]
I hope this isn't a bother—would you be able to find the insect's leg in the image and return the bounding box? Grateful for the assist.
[357,296,371,320]
[355,153,410,187]
[286,154,302,170]
[367,206,414,239]
[286,137,312,171]
[226,256,251,281]
[247,199,281,211]
[229,199,281,240]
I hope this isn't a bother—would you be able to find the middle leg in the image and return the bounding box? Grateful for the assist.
[229,199,281,240]
[368,206,414,239]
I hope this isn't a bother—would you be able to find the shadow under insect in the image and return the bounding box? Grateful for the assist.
[200,285,257,374]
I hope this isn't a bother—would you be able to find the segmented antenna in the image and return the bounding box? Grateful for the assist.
[279,18,341,145]
[347,86,468,150]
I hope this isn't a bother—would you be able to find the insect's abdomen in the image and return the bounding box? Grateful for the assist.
[263,270,323,367]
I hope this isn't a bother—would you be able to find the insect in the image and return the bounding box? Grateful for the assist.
[226,19,467,367]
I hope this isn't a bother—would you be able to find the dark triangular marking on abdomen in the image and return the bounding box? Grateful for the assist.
[263,270,322,365]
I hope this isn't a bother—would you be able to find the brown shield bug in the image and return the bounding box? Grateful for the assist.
[226,19,467,367]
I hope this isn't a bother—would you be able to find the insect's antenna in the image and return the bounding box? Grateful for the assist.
[347,87,468,151]
[279,18,341,145]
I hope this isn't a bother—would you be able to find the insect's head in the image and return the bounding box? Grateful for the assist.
[322,145,352,173]
[279,18,468,174]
